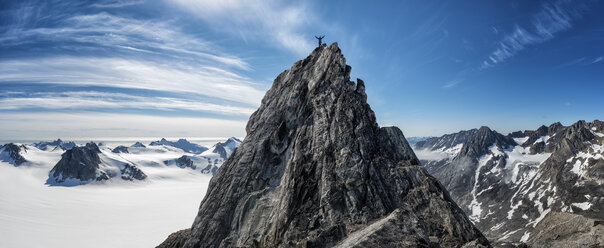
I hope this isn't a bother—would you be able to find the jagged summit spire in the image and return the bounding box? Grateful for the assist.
[158,43,489,248]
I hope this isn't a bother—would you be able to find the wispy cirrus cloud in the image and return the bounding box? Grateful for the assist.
[1,11,251,70]
[442,79,462,89]
[0,91,256,116]
[166,0,315,56]
[0,56,265,106]
[482,0,591,69]
[90,0,145,8]
[0,1,270,139]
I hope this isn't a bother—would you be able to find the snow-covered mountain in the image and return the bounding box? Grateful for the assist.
[149,138,208,154]
[414,120,604,247]
[205,137,242,160]
[0,137,242,187]
[33,138,76,151]
[48,142,147,185]
[0,143,28,166]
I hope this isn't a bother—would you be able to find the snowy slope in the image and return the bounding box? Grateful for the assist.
[0,137,243,248]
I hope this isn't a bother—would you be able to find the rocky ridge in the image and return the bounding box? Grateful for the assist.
[416,120,604,247]
[158,43,489,248]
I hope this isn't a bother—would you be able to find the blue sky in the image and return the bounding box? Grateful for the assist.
[1,0,603,140]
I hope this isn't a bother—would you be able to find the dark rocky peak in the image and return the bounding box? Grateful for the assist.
[545,120,596,155]
[121,164,147,181]
[548,121,564,133]
[175,155,195,169]
[590,119,604,129]
[535,125,549,136]
[158,43,488,248]
[149,138,168,146]
[84,142,101,153]
[458,126,515,158]
[508,130,524,138]
[1,143,28,165]
[112,145,129,153]
[49,142,106,183]
[414,128,477,150]
[164,155,196,169]
[131,141,146,148]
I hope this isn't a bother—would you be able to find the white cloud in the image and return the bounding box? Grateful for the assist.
[0,91,256,116]
[0,56,265,106]
[0,112,248,140]
[0,12,251,70]
[482,0,589,68]
[166,0,315,56]
[91,0,145,8]
[591,56,603,64]
[443,79,462,89]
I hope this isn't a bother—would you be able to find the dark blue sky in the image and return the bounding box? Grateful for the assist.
[1,0,603,140]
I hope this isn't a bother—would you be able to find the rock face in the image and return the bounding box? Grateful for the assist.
[158,43,489,248]
[416,120,604,246]
[0,143,28,165]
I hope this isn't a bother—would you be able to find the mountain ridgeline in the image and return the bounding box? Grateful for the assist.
[1,137,242,186]
[414,121,604,247]
[158,43,489,247]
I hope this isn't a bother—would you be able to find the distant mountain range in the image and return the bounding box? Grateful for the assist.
[0,137,242,186]
[413,120,604,247]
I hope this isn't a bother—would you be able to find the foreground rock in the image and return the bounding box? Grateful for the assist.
[158,43,489,248]
[416,120,604,247]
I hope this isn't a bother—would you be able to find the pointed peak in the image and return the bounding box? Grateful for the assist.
[476,126,493,133]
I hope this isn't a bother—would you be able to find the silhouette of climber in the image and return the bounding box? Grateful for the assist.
[315,35,325,46]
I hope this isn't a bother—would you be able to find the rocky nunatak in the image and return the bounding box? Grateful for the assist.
[158,43,490,248]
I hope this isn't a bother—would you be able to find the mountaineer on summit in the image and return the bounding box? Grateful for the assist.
[315,35,325,46]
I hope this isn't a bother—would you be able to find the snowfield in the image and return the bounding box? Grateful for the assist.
[0,156,211,248]
[0,139,238,248]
